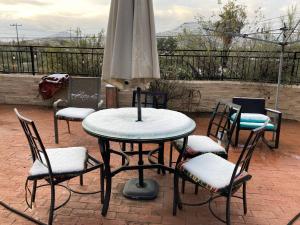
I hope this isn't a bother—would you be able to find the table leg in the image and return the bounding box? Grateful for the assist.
[98,138,112,216]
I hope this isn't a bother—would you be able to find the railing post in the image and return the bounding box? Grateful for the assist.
[30,46,35,75]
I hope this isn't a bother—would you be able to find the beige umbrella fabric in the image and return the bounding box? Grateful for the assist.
[102,0,160,89]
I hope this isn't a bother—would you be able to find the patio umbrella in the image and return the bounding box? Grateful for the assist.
[102,0,160,90]
[102,0,161,200]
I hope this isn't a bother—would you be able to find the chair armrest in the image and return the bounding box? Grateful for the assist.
[53,99,68,112]
[265,108,282,130]
[98,99,104,110]
[265,108,282,115]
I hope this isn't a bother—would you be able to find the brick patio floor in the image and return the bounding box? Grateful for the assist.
[0,104,299,225]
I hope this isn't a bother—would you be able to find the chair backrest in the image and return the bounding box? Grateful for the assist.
[228,123,266,191]
[232,97,265,114]
[68,76,101,109]
[207,101,242,152]
[132,90,167,109]
[14,109,53,175]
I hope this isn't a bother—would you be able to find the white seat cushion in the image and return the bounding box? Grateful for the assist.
[29,147,88,177]
[175,135,226,155]
[56,107,95,120]
[180,153,248,192]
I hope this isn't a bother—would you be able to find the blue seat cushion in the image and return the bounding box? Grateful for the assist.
[240,121,275,131]
[231,113,270,123]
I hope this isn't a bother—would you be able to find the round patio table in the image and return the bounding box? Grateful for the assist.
[82,107,196,216]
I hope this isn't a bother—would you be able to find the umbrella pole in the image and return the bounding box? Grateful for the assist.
[275,44,285,110]
[137,87,142,121]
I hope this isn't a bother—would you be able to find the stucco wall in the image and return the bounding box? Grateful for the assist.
[1,74,300,121]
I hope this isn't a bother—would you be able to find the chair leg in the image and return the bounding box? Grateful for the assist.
[121,142,126,165]
[130,143,134,151]
[181,178,185,194]
[66,121,70,133]
[158,143,166,175]
[100,165,104,204]
[173,170,180,216]
[48,183,55,225]
[80,175,83,186]
[235,127,240,147]
[169,143,173,173]
[31,180,37,204]
[54,116,59,144]
[226,195,231,225]
[194,184,198,195]
[274,129,280,149]
[101,176,111,216]
[243,183,247,215]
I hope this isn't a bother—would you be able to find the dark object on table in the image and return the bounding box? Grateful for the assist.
[39,74,69,99]
[0,109,104,225]
[53,76,103,143]
[169,101,241,194]
[173,122,267,225]
[232,97,282,149]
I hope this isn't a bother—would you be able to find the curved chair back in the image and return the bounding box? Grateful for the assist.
[132,90,167,109]
[69,76,101,109]
[207,101,241,152]
[14,109,53,176]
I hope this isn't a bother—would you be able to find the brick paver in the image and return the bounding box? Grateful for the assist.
[0,104,299,225]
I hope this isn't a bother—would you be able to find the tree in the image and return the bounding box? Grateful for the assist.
[157,37,178,54]
[214,0,247,67]
[214,0,247,49]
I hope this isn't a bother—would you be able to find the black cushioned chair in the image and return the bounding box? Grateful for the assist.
[232,97,282,149]
[53,76,103,144]
[169,101,241,193]
[173,122,267,225]
[169,101,241,165]
[13,109,104,225]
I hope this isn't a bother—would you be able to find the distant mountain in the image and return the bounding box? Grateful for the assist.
[157,22,201,37]
[41,31,71,40]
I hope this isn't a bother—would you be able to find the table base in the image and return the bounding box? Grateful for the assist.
[123,178,159,200]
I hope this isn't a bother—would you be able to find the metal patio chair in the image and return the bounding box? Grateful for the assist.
[173,122,267,225]
[232,97,282,149]
[12,109,104,225]
[53,76,103,143]
[169,101,241,193]
[121,90,168,173]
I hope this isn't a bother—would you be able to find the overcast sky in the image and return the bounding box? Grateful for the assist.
[0,0,299,39]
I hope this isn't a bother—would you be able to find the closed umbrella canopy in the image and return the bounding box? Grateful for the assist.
[102,0,160,89]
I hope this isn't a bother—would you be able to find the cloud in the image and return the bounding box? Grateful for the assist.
[1,0,51,6]
[0,0,298,38]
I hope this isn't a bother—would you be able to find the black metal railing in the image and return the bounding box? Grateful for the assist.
[0,45,300,84]
[0,45,104,76]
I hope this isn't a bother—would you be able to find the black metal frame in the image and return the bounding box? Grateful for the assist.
[173,124,266,225]
[0,109,104,225]
[232,97,282,149]
[83,126,194,216]
[1,45,300,84]
[169,101,242,168]
[53,76,102,144]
